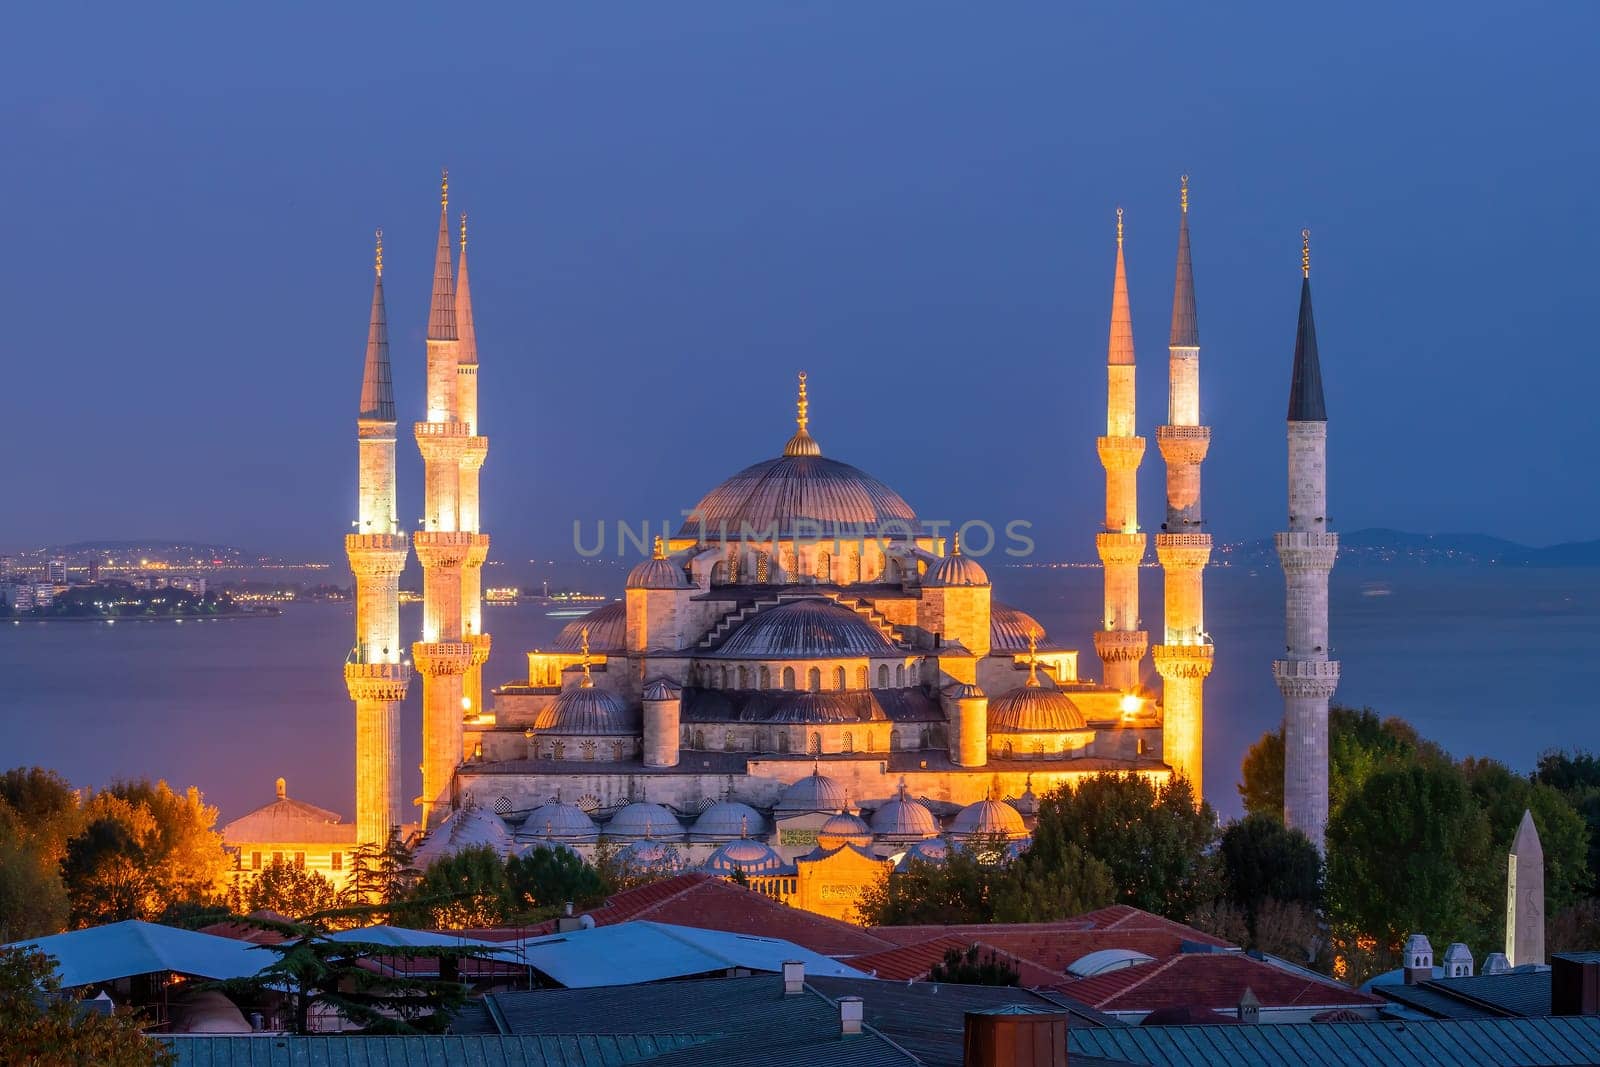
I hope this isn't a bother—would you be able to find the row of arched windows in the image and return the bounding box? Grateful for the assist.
[692,661,920,691]
[717,546,867,585]
[526,739,629,762]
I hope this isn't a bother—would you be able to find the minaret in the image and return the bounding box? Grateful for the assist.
[1275,229,1339,850]
[1093,207,1148,693]
[455,212,491,722]
[412,171,476,830]
[345,230,412,847]
[1152,176,1214,801]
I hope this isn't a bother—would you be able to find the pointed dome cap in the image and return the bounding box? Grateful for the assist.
[776,767,848,812]
[627,537,691,590]
[358,230,395,421]
[704,838,786,877]
[534,686,639,735]
[605,801,684,840]
[690,799,767,838]
[817,812,873,850]
[1169,175,1199,348]
[869,780,938,838]
[427,170,457,341]
[1287,229,1327,422]
[951,797,1027,839]
[643,678,683,702]
[456,212,478,366]
[925,535,989,587]
[520,799,600,841]
[1108,207,1136,367]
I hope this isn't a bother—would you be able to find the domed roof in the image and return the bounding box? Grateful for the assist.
[605,801,684,839]
[989,683,1086,733]
[704,838,786,877]
[897,837,951,868]
[534,684,640,735]
[627,537,691,590]
[925,543,989,587]
[520,799,600,841]
[869,780,938,839]
[618,839,682,871]
[990,602,1048,653]
[713,598,897,659]
[642,678,682,701]
[817,812,873,851]
[413,800,514,866]
[739,692,862,725]
[552,602,627,652]
[776,768,848,812]
[950,797,1027,839]
[690,800,767,838]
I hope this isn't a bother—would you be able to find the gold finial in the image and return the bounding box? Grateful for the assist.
[580,626,593,687]
[1301,228,1311,278]
[375,229,383,278]
[461,212,468,251]
[1180,174,1189,214]
[653,535,665,560]
[796,371,809,433]
[784,370,821,456]
[1026,628,1040,687]
[951,530,962,556]
[441,168,449,209]
[1116,206,1124,246]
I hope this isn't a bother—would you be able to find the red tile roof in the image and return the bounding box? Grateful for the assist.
[849,936,1064,988]
[1057,952,1382,1015]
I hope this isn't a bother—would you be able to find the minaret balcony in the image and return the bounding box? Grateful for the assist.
[1093,629,1148,661]
[1096,435,1147,471]
[413,531,484,569]
[1155,426,1210,466]
[460,437,489,469]
[1152,642,1214,680]
[1096,532,1147,566]
[1273,657,1340,698]
[344,659,413,702]
[412,641,474,677]
[466,632,492,667]
[1274,531,1338,571]
[1155,535,1212,571]
[345,532,409,560]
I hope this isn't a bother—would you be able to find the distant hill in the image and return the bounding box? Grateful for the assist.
[1230,528,1600,568]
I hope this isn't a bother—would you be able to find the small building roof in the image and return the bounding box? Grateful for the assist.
[167,1033,715,1066]
[1058,950,1380,1017]
[6,921,268,988]
[219,779,354,846]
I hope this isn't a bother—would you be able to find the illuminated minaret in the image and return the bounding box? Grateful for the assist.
[1275,230,1339,851]
[1093,208,1148,693]
[454,212,491,721]
[412,171,475,830]
[1152,176,1214,801]
[344,230,411,846]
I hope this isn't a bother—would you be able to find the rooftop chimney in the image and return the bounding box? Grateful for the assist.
[839,995,863,1036]
[1237,987,1260,1025]
[962,1006,1068,1067]
[783,960,805,995]
[1552,953,1600,1016]
[1442,943,1474,978]
[1402,934,1434,985]
[1482,952,1510,976]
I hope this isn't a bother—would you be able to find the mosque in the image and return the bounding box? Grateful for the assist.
[225,174,1228,919]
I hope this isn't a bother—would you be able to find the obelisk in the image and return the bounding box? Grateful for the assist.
[1506,808,1544,968]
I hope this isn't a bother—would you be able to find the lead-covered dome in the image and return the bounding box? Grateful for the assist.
[950,797,1027,839]
[818,812,873,851]
[869,781,938,839]
[604,801,684,840]
[776,768,848,812]
[704,838,786,877]
[627,537,690,590]
[925,546,989,587]
[712,598,897,659]
[988,684,1086,732]
[552,602,627,652]
[534,684,640,735]
[990,602,1048,653]
[690,800,767,838]
[520,799,600,842]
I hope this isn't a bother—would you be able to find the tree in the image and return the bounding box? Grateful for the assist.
[230,859,341,923]
[1029,774,1218,922]
[97,780,231,909]
[992,841,1114,923]
[507,845,605,913]
[342,828,418,910]
[1532,750,1600,893]
[856,848,996,926]
[1462,757,1591,918]
[0,823,70,941]
[402,846,515,928]
[928,944,1019,986]
[1218,815,1322,930]
[60,816,154,926]
[0,947,172,1066]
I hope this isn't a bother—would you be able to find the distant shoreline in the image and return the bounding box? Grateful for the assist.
[3,611,281,625]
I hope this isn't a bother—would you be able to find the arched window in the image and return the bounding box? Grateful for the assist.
[737,666,749,688]
[866,732,875,752]
[855,666,867,689]
[553,741,566,760]
[778,732,790,753]
[612,741,625,761]
[755,552,770,583]
[808,732,822,756]
[580,740,596,760]
[808,667,821,692]
[848,551,861,583]
[719,666,729,689]
[724,732,736,752]
[1002,741,1014,758]
[694,730,705,749]
[815,550,831,582]
[842,731,853,754]
[727,547,741,584]
[782,667,796,690]
[833,666,846,690]
[908,661,918,685]
[877,664,889,688]
[755,730,769,752]
[759,665,771,688]
[1034,741,1046,757]
[896,664,906,687]
[783,549,798,581]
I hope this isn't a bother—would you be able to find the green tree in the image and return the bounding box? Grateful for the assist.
[855,847,996,926]
[0,822,70,941]
[61,817,154,926]
[1218,815,1322,929]
[402,845,515,928]
[928,944,1019,986]
[1029,773,1218,921]
[1462,757,1591,918]
[342,828,419,910]
[1239,708,1448,820]
[0,947,172,1066]
[1532,750,1600,893]
[229,859,342,923]
[507,845,605,913]
[993,841,1114,923]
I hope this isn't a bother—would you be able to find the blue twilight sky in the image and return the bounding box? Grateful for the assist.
[1,3,1596,564]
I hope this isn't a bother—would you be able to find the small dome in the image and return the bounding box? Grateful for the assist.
[951,797,1026,839]
[534,685,640,735]
[712,598,898,659]
[627,538,690,590]
[945,682,985,700]
[413,801,514,867]
[925,548,989,587]
[776,768,848,812]
[1012,776,1040,817]
[704,838,786,877]
[990,602,1048,653]
[643,678,683,702]
[552,602,627,652]
[690,800,767,838]
[897,837,951,869]
[618,839,682,872]
[605,801,684,840]
[520,799,600,841]
[988,685,1086,733]
[817,812,873,851]
[869,781,938,839]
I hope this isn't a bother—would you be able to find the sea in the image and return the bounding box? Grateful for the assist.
[3,566,1598,824]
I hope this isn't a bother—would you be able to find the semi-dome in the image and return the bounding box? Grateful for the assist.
[775,768,848,812]
[519,799,600,841]
[869,781,938,839]
[552,602,627,652]
[924,546,989,587]
[712,598,897,659]
[990,602,1048,653]
[642,678,682,702]
[413,801,514,867]
[817,812,873,851]
[950,797,1027,839]
[690,800,767,838]
[988,684,1087,733]
[534,685,640,735]
[618,839,682,871]
[897,837,951,868]
[704,838,786,877]
[604,801,684,840]
[739,692,862,725]
[627,537,690,590]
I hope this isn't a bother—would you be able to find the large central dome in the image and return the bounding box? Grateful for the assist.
[677,374,919,539]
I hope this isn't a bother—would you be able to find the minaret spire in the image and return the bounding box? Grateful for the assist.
[457,212,477,368]
[1095,206,1148,693]
[358,230,395,422]
[1288,229,1327,422]
[1170,176,1199,349]
[427,170,456,342]
[783,370,821,456]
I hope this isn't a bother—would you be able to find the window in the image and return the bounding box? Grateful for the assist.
[755,552,770,583]
[553,741,566,760]
[251,851,262,870]
[694,730,705,749]
[719,666,729,689]
[1137,738,1146,756]
[842,731,853,754]
[759,666,771,688]
[294,852,305,869]
[727,547,741,583]
[877,665,889,688]
[833,666,846,689]
[331,852,342,871]
[866,732,875,752]
[779,732,791,753]
[581,740,596,760]
[782,667,796,690]
[738,666,749,688]
[896,664,906,687]
[807,667,821,692]
[494,795,513,815]
[613,741,625,761]
[855,666,867,689]
[815,550,831,581]
[808,732,822,756]
[1002,741,1014,758]
[272,851,283,866]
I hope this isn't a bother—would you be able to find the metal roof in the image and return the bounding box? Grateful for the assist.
[6,921,268,988]
[990,602,1050,653]
[1069,1016,1600,1066]
[516,920,867,988]
[1169,202,1199,348]
[683,686,943,725]
[551,602,627,652]
[709,598,898,659]
[988,684,1088,732]
[533,686,639,735]
[357,270,394,421]
[1378,969,1553,1019]
[1288,275,1327,421]
[166,1034,714,1066]
[677,453,919,540]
